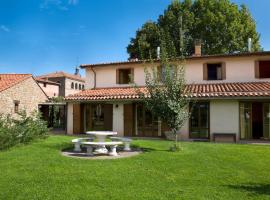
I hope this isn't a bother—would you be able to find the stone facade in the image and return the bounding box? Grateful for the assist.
[0,77,48,117]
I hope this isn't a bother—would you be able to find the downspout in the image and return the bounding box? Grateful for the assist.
[90,66,96,89]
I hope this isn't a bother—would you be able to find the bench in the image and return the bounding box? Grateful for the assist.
[213,133,237,143]
[72,137,94,152]
[81,141,123,156]
[110,137,132,151]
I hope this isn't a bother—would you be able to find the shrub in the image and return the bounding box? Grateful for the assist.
[0,111,49,150]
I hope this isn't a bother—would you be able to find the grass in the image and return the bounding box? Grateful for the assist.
[0,135,270,200]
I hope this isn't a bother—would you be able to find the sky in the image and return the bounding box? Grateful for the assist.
[0,0,269,76]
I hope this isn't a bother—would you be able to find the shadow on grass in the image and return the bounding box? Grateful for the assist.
[226,183,270,196]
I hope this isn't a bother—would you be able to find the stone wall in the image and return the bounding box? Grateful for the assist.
[0,77,48,117]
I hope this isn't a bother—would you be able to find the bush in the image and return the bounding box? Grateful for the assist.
[0,111,49,150]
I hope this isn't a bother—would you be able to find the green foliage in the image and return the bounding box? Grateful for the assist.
[136,19,191,149]
[50,96,65,103]
[0,111,49,150]
[127,0,261,59]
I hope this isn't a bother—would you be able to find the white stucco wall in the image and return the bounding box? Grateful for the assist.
[112,103,124,137]
[85,55,270,89]
[210,100,239,140]
[67,102,74,135]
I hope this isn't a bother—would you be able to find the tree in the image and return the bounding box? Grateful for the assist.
[127,0,261,59]
[136,23,191,151]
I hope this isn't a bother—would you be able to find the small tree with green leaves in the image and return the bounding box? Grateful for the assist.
[136,20,191,151]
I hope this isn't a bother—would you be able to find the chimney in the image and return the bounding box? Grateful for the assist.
[157,46,160,59]
[75,66,80,76]
[194,39,202,56]
[248,38,252,52]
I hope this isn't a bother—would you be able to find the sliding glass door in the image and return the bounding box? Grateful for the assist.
[263,103,270,139]
[190,102,209,139]
[239,102,252,139]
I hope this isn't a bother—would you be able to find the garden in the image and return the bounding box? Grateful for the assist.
[0,135,270,200]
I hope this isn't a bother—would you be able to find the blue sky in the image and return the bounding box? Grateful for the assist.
[0,0,269,76]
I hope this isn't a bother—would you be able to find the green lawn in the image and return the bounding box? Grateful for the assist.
[0,136,270,200]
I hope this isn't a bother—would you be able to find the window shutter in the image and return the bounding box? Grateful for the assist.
[130,68,134,83]
[203,63,208,80]
[255,60,260,78]
[221,62,226,80]
[157,65,162,81]
[116,69,119,84]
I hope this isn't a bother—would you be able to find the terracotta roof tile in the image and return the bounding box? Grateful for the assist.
[65,82,270,101]
[37,71,85,82]
[0,74,32,93]
[80,51,270,68]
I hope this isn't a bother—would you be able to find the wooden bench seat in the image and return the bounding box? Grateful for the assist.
[81,141,123,156]
[213,133,237,143]
[110,137,132,151]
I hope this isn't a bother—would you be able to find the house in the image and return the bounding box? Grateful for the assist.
[65,48,270,142]
[36,70,86,97]
[35,77,60,98]
[0,74,48,117]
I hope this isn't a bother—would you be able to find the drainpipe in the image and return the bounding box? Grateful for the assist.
[90,66,96,89]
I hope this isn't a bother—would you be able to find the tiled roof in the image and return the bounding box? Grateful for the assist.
[0,74,32,93]
[65,82,270,101]
[37,71,85,82]
[80,51,270,68]
[35,77,61,85]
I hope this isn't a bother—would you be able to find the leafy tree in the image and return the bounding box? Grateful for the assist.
[136,22,191,151]
[127,0,261,59]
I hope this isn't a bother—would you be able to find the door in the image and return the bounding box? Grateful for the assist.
[252,103,263,139]
[124,104,134,136]
[85,104,113,131]
[190,102,209,139]
[263,103,270,139]
[136,104,159,137]
[240,102,252,139]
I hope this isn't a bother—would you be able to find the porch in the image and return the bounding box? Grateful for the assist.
[67,102,169,137]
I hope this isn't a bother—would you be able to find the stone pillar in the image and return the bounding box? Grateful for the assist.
[67,102,74,135]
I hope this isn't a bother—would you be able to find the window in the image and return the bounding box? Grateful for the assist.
[43,83,47,87]
[116,68,134,84]
[203,63,226,80]
[14,100,20,113]
[71,82,74,89]
[190,102,209,139]
[82,85,85,90]
[255,60,270,78]
[157,65,176,82]
[79,84,81,90]
[75,83,78,89]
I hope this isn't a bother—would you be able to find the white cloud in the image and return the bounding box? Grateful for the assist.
[0,25,10,32]
[40,0,78,11]
[68,0,79,5]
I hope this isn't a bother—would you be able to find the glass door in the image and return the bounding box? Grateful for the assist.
[136,104,159,137]
[190,102,209,139]
[263,103,270,139]
[239,102,252,139]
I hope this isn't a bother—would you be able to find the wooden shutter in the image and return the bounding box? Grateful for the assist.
[104,104,113,131]
[124,104,134,136]
[116,69,120,84]
[73,104,81,134]
[203,63,208,80]
[130,68,134,83]
[221,62,226,80]
[255,60,260,78]
[157,65,162,81]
